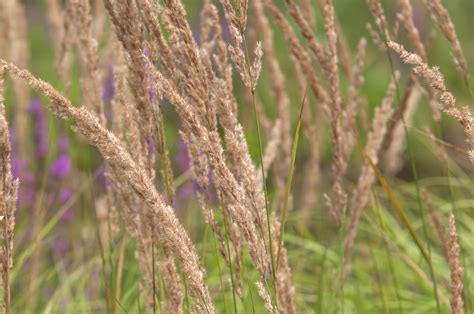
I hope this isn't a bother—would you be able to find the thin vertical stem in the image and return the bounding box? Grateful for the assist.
[241,34,278,307]
[276,89,306,270]
[222,204,238,314]
[211,229,228,314]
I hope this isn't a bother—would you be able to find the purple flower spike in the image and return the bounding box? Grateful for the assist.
[59,190,74,222]
[61,208,74,222]
[29,99,48,158]
[175,138,190,172]
[177,181,200,201]
[53,238,68,255]
[9,128,23,179]
[102,65,115,125]
[60,188,73,203]
[102,66,115,104]
[50,154,71,178]
[20,187,36,208]
[29,98,42,115]
[23,172,35,185]
[11,158,24,180]
[58,134,69,154]
[8,127,16,146]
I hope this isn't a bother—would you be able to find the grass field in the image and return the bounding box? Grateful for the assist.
[0,0,473,313]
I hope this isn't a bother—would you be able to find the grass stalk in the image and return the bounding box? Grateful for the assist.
[151,236,157,314]
[221,205,238,314]
[114,233,127,314]
[96,220,112,314]
[276,89,306,271]
[315,250,327,314]
[356,138,429,262]
[384,42,442,313]
[25,118,56,312]
[211,228,228,314]
[241,33,278,308]
[241,256,256,314]
[372,193,403,313]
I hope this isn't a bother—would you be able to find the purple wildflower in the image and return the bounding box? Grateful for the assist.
[59,188,74,222]
[49,133,72,178]
[11,157,24,181]
[61,208,74,222]
[102,65,114,124]
[60,188,73,203]
[175,138,190,173]
[8,128,21,178]
[52,238,68,255]
[58,134,69,153]
[29,99,48,158]
[9,127,36,207]
[20,187,36,208]
[177,180,200,201]
[50,154,71,178]
[102,65,115,104]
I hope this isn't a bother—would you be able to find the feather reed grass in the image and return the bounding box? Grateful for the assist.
[0,67,19,314]
[0,61,214,313]
[388,41,474,163]
[447,213,464,314]
[0,0,472,312]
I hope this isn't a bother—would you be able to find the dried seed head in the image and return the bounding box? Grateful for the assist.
[447,213,464,314]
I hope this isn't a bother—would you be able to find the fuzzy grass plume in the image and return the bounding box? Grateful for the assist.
[0,0,472,312]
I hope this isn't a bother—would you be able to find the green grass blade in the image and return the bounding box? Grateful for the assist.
[315,250,327,314]
[276,89,307,270]
[356,139,430,264]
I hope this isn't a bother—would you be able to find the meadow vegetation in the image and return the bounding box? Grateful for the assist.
[0,0,473,313]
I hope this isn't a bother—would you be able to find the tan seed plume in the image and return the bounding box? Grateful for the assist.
[424,0,469,79]
[447,213,464,314]
[0,60,215,313]
[0,67,19,314]
[388,41,474,164]
[343,73,398,280]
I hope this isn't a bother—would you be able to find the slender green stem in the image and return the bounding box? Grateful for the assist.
[383,39,441,313]
[276,90,307,270]
[402,112,441,314]
[316,250,327,314]
[222,205,238,314]
[435,122,472,313]
[182,271,190,314]
[372,193,403,313]
[114,233,126,314]
[96,219,112,313]
[2,165,11,314]
[241,256,256,314]
[200,224,210,262]
[463,75,473,100]
[211,229,228,314]
[356,137,429,259]
[241,33,278,307]
[151,235,157,314]
[137,291,142,314]
[369,246,387,314]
